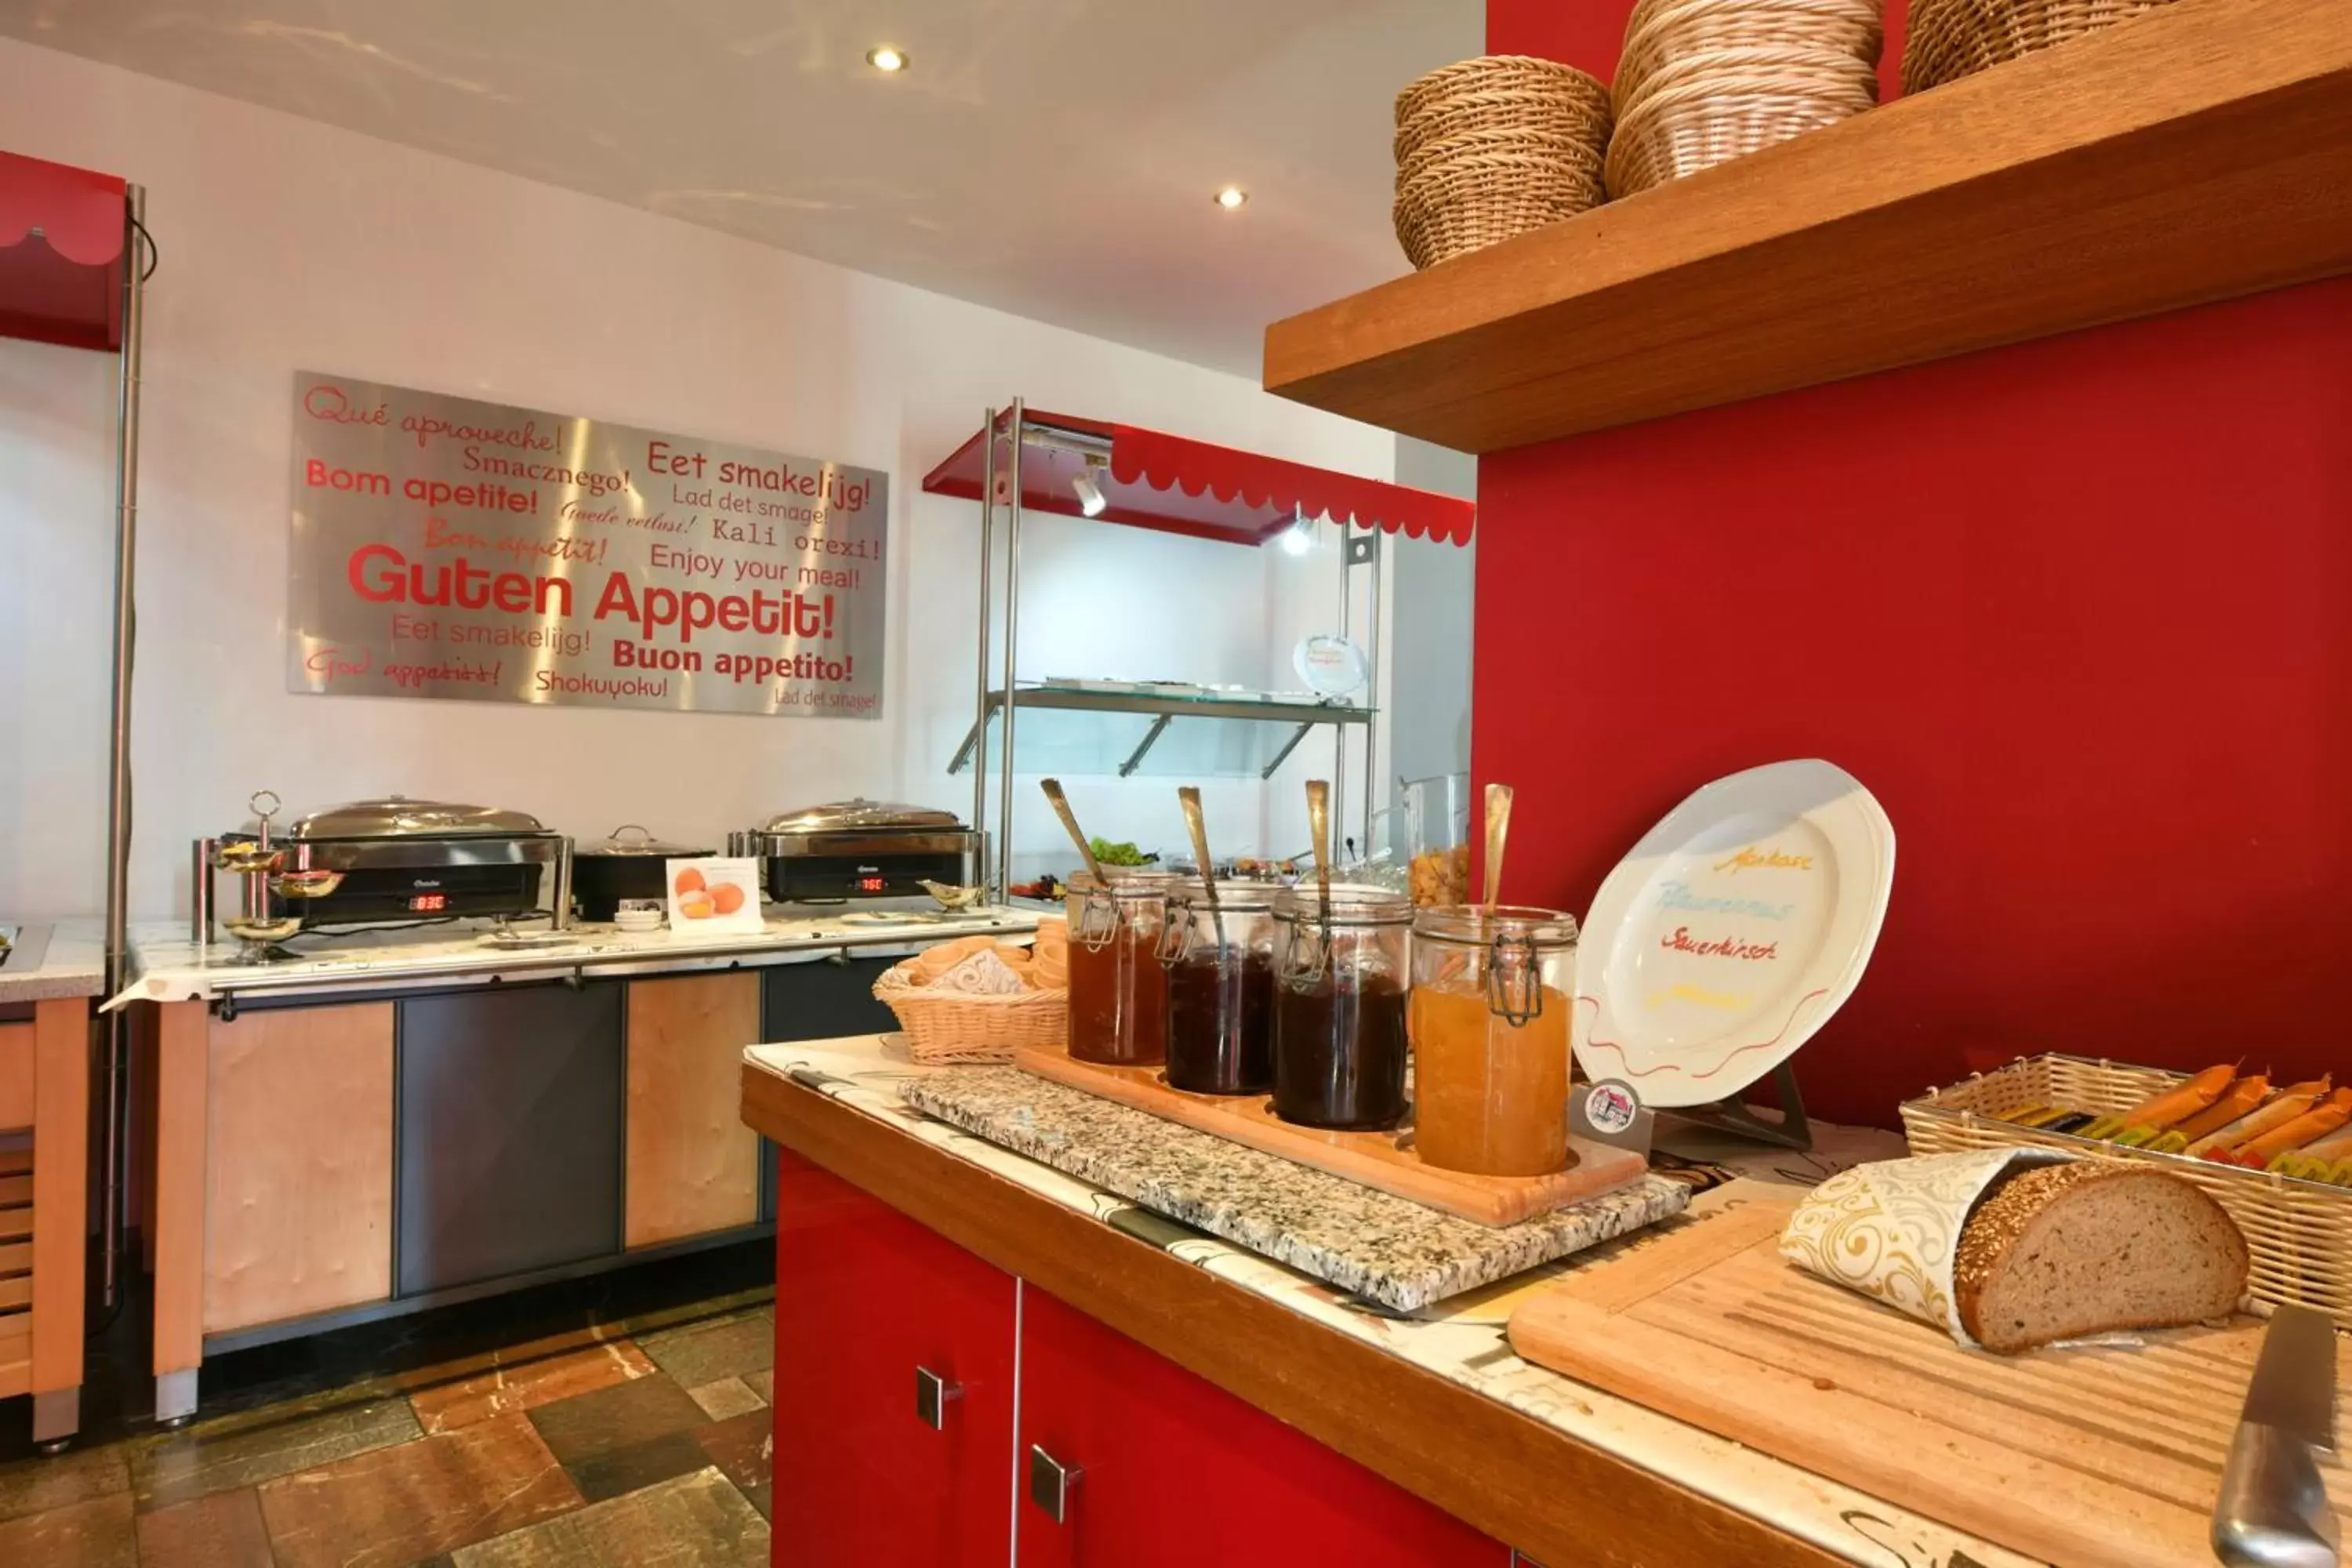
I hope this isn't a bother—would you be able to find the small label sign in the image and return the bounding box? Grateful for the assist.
[1573,1078,1655,1155]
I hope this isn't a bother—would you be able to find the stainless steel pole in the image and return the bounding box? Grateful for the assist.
[996,401,1025,898]
[972,408,996,892]
[1363,525,1383,859]
[1333,515,1348,861]
[98,183,147,1316]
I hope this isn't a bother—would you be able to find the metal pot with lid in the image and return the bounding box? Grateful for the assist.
[736,797,980,903]
[573,824,718,923]
[290,796,548,838]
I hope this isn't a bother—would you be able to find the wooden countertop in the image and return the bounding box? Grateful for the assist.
[741,1037,2038,1568]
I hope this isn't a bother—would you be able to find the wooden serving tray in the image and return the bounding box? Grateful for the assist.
[1014,1045,1646,1227]
[1506,1203,2352,1568]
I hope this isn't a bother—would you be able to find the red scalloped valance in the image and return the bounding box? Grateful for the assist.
[920,408,1473,548]
[0,150,130,352]
[1108,423,1471,545]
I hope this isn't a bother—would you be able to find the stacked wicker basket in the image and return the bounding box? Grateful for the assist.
[1902,0,2176,93]
[1606,0,1882,198]
[1392,56,1613,270]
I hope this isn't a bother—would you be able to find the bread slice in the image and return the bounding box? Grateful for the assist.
[1955,1162,2248,1352]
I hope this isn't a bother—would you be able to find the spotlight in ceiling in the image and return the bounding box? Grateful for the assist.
[1073,456,1109,517]
[1279,510,1315,555]
[866,45,909,72]
[1213,185,1249,211]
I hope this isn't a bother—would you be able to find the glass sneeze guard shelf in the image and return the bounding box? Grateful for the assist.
[948,686,1372,781]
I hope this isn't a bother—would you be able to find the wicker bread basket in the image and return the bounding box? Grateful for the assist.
[1606,0,1881,198]
[1903,1053,2352,1326]
[873,963,1068,1066]
[1902,0,2176,94]
[1393,55,1612,269]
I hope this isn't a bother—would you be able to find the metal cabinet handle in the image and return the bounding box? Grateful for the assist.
[1029,1444,1082,1524]
[914,1367,962,1431]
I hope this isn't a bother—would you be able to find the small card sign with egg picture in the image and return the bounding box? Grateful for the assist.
[666,856,763,934]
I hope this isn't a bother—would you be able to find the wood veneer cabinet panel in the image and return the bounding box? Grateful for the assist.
[204,1002,394,1334]
[626,973,761,1247]
[0,1022,31,1130]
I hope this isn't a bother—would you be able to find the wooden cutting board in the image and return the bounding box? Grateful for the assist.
[1015,1044,1646,1226]
[1507,1203,2352,1568]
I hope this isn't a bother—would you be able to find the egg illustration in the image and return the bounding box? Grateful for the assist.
[712,882,747,915]
[674,866,707,896]
[678,891,717,920]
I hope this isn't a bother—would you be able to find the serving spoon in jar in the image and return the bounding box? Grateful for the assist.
[1483,782,1514,914]
[1040,779,1107,889]
[1177,786,1225,950]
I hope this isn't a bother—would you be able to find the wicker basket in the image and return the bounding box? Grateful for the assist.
[1392,55,1612,269]
[1903,1054,2352,1325]
[1619,0,1882,106]
[1901,0,2175,94]
[873,964,1068,1066]
[1606,0,1882,199]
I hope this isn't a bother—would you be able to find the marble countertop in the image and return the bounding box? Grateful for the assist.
[110,907,1038,1009]
[746,1033,2039,1568]
[0,917,107,1004]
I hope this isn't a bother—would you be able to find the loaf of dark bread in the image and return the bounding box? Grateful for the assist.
[1955,1162,2248,1352]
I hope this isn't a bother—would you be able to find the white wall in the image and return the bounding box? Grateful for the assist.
[1385,436,1477,856]
[0,39,1392,920]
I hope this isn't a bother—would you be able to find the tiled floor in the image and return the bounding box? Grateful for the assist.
[0,1243,775,1566]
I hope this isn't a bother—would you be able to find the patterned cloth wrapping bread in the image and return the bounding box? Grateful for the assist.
[925,949,1031,996]
[1778,1148,2069,1348]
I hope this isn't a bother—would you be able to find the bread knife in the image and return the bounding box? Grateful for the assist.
[2214,1304,2339,1568]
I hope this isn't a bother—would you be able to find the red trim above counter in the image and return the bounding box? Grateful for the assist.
[921,408,1474,547]
[0,150,129,352]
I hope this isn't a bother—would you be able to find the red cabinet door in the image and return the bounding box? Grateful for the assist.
[772,1150,1017,1567]
[1015,1287,1508,1567]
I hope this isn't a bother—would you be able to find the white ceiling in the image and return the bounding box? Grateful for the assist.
[2,0,1480,374]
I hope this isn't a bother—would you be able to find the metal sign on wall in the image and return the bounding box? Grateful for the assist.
[286,371,887,719]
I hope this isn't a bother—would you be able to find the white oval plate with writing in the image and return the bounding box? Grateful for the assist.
[1571,759,1893,1109]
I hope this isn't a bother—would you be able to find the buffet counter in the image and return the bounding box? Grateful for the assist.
[128,909,1033,1424]
[112,907,1038,1007]
[742,1036,2036,1568]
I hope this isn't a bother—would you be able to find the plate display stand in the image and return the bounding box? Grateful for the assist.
[1662,1063,1813,1152]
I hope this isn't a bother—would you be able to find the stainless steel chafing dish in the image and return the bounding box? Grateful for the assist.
[195,793,571,938]
[731,797,981,904]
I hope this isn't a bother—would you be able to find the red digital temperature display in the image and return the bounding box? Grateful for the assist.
[409,893,449,912]
[856,877,887,893]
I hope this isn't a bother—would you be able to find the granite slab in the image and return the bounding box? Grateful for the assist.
[0,920,107,1004]
[900,1067,1688,1312]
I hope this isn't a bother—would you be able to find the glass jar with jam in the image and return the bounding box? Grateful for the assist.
[1065,872,1176,1066]
[1408,906,1580,1177]
[1157,880,1277,1095]
[1270,885,1414,1130]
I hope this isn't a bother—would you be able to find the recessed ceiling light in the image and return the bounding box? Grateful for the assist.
[1214,186,1249,211]
[866,45,908,72]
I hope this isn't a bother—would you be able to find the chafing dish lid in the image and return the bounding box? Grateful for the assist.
[580,824,712,857]
[291,797,545,839]
[758,797,962,834]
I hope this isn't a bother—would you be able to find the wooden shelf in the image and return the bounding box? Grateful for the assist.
[1262,0,2352,454]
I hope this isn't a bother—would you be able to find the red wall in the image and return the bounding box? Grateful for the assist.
[1478,0,2352,1126]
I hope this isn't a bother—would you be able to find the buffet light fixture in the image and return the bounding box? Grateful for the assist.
[1280,508,1315,555]
[1072,455,1109,517]
[1214,185,1249,210]
[866,45,909,72]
